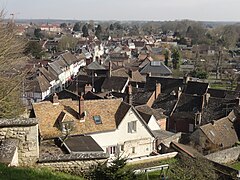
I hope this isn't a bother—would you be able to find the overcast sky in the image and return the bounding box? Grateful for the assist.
[1,0,240,21]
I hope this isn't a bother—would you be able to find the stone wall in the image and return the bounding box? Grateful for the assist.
[0,118,39,166]
[38,153,108,175]
[205,146,240,164]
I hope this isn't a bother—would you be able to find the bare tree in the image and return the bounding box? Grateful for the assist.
[0,11,27,118]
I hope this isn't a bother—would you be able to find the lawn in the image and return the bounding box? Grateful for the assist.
[0,163,83,180]
[230,162,240,170]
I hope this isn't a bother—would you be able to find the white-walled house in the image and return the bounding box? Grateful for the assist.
[33,97,156,160]
[89,103,155,159]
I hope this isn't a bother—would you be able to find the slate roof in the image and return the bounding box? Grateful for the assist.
[33,98,123,139]
[60,136,104,153]
[145,76,184,94]
[174,94,203,113]
[201,97,239,124]
[200,113,238,148]
[208,88,239,99]
[49,61,63,75]
[136,105,166,123]
[111,68,145,83]
[39,67,57,82]
[87,61,106,70]
[140,61,172,76]
[60,52,78,65]
[25,75,51,93]
[184,81,209,96]
[101,76,129,92]
[132,91,154,106]
[152,93,178,116]
[44,90,80,102]
[115,102,131,126]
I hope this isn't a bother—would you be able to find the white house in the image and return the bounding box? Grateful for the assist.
[89,102,155,159]
[32,97,156,160]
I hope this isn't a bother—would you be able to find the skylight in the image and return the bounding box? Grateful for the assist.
[151,61,161,66]
[93,115,102,125]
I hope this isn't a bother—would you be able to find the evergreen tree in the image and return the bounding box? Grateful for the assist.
[171,48,181,69]
[73,22,81,32]
[95,25,102,40]
[82,24,89,37]
[86,157,136,180]
[164,49,170,66]
[109,24,114,31]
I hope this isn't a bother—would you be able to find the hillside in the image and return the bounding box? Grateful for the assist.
[0,163,83,180]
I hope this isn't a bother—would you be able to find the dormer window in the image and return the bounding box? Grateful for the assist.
[93,115,102,125]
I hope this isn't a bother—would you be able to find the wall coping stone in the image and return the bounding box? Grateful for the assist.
[38,153,109,163]
[0,118,38,127]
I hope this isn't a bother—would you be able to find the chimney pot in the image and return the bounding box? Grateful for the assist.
[128,84,133,105]
[155,83,161,99]
[53,93,59,105]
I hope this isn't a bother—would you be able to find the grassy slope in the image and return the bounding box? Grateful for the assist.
[0,163,83,180]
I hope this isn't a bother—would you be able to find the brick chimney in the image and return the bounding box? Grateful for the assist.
[79,95,85,120]
[53,93,59,105]
[128,69,133,79]
[155,83,161,99]
[128,84,133,105]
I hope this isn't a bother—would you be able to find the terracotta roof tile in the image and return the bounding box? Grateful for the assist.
[33,98,123,139]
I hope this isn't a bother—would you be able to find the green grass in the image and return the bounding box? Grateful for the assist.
[229,162,240,170]
[137,170,167,180]
[126,158,176,180]
[0,163,83,180]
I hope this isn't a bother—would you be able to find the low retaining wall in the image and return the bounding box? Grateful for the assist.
[127,152,178,165]
[205,146,240,164]
[38,153,108,175]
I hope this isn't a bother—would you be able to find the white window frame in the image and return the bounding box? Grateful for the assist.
[128,121,137,133]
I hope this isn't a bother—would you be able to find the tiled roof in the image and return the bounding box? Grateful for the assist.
[140,61,172,76]
[26,75,51,93]
[208,88,239,99]
[33,98,123,139]
[101,76,129,92]
[152,93,178,116]
[115,102,131,126]
[111,68,145,83]
[184,81,208,96]
[132,91,154,106]
[60,52,78,65]
[200,114,238,148]
[87,61,106,70]
[44,90,80,101]
[136,105,166,121]
[201,97,238,124]
[174,94,203,113]
[145,76,184,94]
[39,67,57,82]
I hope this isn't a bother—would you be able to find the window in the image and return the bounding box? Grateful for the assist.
[93,115,102,124]
[120,145,124,151]
[108,146,117,155]
[128,121,137,133]
[132,147,135,154]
